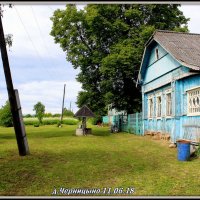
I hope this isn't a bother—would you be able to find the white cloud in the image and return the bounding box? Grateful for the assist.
[1,4,200,116]
[0,5,82,115]
[2,5,66,59]
[0,80,82,114]
[17,80,82,114]
[180,5,200,33]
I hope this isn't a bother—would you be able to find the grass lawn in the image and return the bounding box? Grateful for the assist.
[0,124,200,197]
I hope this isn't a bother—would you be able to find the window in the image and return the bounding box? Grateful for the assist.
[187,87,200,116]
[148,96,154,118]
[156,95,162,118]
[122,115,127,124]
[166,92,172,116]
[155,48,159,60]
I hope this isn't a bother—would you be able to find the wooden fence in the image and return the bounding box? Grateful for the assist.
[103,112,143,135]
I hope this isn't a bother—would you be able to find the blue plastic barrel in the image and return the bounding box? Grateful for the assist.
[177,140,190,161]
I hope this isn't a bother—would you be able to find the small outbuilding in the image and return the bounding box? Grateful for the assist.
[74,105,95,136]
[137,30,200,143]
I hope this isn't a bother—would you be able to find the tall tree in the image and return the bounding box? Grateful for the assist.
[50,4,189,114]
[33,102,45,124]
[0,100,13,127]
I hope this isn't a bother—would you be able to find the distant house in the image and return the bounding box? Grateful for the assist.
[137,30,200,142]
[102,104,127,125]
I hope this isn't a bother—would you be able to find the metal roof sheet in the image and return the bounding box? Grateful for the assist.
[153,30,200,70]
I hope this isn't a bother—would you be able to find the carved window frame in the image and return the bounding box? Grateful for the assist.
[148,95,154,119]
[165,89,172,117]
[156,92,162,118]
[187,86,200,116]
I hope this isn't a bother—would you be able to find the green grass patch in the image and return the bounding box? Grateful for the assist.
[0,125,200,196]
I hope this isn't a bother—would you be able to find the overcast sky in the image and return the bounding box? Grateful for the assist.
[0,4,199,115]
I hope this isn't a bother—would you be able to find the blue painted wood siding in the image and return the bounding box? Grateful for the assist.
[143,74,200,142]
[144,44,181,84]
[141,43,200,142]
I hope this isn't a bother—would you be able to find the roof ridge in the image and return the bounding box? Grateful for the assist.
[156,29,200,36]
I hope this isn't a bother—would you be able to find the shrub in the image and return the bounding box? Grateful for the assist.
[33,123,40,127]
[89,117,102,125]
[102,122,109,127]
[23,117,79,126]
[62,119,78,125]
[57,121,62,127]
[44,113,53,117]
[0,101,13,127]
[194,145,200,157]
[23,114,33,118]
[63,108,74,117]
[52,113,61,117]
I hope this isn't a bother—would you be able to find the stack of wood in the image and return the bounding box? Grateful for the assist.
[144,131,170,141]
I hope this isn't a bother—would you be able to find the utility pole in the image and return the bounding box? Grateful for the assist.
[0,13,29,156]
[69,101,71,112]
[60,83,66,124]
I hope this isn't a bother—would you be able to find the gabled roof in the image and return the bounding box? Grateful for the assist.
[137,30,200,85]
[74,105,95,118]
[152,30,200,70]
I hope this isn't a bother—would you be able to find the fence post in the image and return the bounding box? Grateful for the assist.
[127,114,130,133]
[136,112,139,134]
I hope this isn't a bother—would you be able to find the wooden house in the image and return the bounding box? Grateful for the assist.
[102,103,127,125]
[137,30,200,142]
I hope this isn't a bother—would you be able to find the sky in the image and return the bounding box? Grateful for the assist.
[0,3,199,115]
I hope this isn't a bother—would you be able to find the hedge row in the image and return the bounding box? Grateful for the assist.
[23,118,79,126]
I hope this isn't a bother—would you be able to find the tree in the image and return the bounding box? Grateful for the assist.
[0,100,13,127]
[0,4,13,48]
[44,112,53,117]
[33,102,45,124]
[63,108,74,117]
[23,114,33,118]
[50,4,189,114]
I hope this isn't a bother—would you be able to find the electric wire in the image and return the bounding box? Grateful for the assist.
[30,5,60,77]
[14,6,55,80]
[13,6,69,113]
[14,6,44,65]
[30,6,51,57]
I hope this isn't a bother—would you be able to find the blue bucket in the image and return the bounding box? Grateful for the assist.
[177,140,190,161]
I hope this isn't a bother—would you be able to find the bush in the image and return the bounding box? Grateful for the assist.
[63,108,74,117]
[23,114,33,118]
[194,145,200,157]
[57,121,62,127]
[89,117,102,125]
[33,123,40,127]
[102,122,109,127]
[23,117,79,126]
[0,101,13,127]
[44,113,53,117]
[52,114,61,117]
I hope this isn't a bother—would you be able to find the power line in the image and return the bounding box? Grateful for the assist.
[12,6,69,114]
[30,6,58,68]
[29,6,70,110]
[30,5,66,81]
[30,6,50,56]
[14,6,44,64]
[13,6,55,80]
